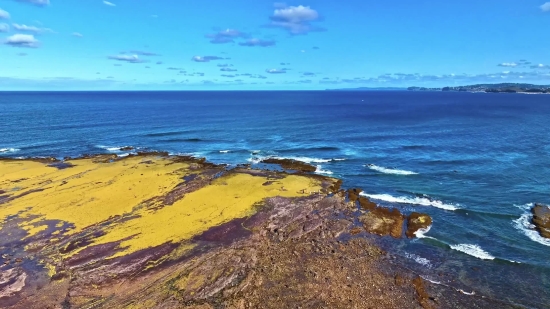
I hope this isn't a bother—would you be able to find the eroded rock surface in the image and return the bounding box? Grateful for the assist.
[532,203,550,238]
[406,212,433,238]
[260,158,317,172]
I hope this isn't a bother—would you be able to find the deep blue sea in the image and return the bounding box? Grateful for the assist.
[1,91,549,306]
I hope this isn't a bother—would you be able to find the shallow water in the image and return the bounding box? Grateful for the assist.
[1,90,549,306]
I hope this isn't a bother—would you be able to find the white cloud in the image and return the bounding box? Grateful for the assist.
[103,1,116,7]
[0,9,10,20]
[4,34,40,48]
[541,2,550,11]
[12,24,53,34]
[108,54,146,63]
[266,68,287,74]
[498,62,517,67]
[269,5,324,34]
[0,23,9,32]
[72,32,83,37]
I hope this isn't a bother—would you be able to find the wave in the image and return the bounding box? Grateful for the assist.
[513,213,550,247]
[360,193,459,211]
[404,252,431,267]
[159,138,204,143]
[414,225,437,240]
[0,148,20,153]
[315,165,333,175]
[449,244,495,260]
[248,155,333,165]
[277,146,340,153]
[97,145,133,153]
[366,164,418,175]
[219,150,230,153]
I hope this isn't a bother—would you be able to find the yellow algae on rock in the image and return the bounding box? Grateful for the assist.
[90,173,323,258]
[0,156,191,237]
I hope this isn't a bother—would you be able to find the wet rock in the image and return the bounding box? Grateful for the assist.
[532,203,550,238]
[260,158,317,173]
[0,268,27,299]
[406,212,433,238]
[359,207,405,238]
[358,196,377,211]
[119,146,134,151]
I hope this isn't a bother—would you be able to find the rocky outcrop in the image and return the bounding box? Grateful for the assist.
[260,158,317,172]
[532,203,550,238]
[359,207,405,239]
[406,212,433,238]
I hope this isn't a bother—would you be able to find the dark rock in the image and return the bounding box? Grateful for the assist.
[260,158,316,173]
[347,188,363,202]
[406,212,433,238]
[358,196,377,211]
[532,203,550,238]
[119,146,134,151]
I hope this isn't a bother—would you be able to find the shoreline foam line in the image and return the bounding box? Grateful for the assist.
[449,244,495,260]
[360,193,459,211]
[366,164,418,175]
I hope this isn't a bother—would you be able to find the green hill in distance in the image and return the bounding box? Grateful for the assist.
[408,83,550,93]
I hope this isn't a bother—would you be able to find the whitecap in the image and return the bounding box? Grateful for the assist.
[513,213,550,247]
[97,145,126,152]
[458,289,476,296]
[315,165,333,175]
[414,225,438,240]
[219,150,230,153]
[420,275,441,285]
[285,156,331,163]
[360,193,459,211]
[404,252,431,267]
[332,158,347,162]
[449,244,495,260]
[513,202,534,211]
[0,148,20,153]
[366,164,418,175]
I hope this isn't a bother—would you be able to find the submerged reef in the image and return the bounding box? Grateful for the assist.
[0,154,513,308]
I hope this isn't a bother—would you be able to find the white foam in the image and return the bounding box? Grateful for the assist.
[366,164,418,175]
[449,244,495,260]
[315,165,333,175]
[332,158,347,162]
[458,289,476,296]
[414,225,438,240]
[97,145,126,152]
[285,156,331,163]
[361,193,459,211]
[404,252,431,267]
[420,275,441,285]
[513,202,534,211]
[513,213,550,247]
[0,148,20,153]
[219,150,230,153]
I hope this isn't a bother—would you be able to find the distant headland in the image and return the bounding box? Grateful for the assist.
[408,83,550,93]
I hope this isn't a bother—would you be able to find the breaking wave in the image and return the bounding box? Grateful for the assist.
[513,212,550,247]
[0,148,20,154]
[449,244,495,260]
[360,193,459,211]
[366,164,418,175]
[315,165,333,175]
[404,252,431,267]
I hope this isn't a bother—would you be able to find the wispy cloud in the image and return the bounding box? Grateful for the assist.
[15,0,50,6]
[103,1,116,7]
[541,2,550,11]
[239,38,276,47]
[127,50,160,56]
[108,54,147,63]
[0,9,10,20]
[12,23,53,34]
[4,34,39,48]
[268,5,324,34]
[266,68,287,74]
[206,29,247,44]
[497,62,517,67]
[0,23,9,32]
[72,32,83,37]
[220,67,237,72]
[192,55,225,62]
[530,63,550,69]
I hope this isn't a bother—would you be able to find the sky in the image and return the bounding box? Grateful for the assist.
[1,0,550,90]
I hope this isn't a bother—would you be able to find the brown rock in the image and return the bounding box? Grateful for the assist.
[358,196,377,211]
[260,158,317,172]
[532,203,550,238]
[406,212,433,238]
[359,207,405,238]
[119,146,134,151]
[347,188,363,202]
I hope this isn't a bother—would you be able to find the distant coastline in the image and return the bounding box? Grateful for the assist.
[408,83,550,94]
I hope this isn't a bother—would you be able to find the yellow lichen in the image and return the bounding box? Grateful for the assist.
[0,156,325,261]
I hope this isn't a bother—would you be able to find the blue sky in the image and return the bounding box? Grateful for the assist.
[1,0,550,90]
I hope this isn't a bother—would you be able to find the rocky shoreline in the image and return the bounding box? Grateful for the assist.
[0,153,519,308]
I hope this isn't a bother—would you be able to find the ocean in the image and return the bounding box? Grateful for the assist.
[1,91,549,307]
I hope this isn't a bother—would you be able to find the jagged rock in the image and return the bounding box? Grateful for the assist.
[347,188,363,202]
[532,203,550,238]
[119,146,134,151]
[358,196,377,211]
[359,207,405,238]
[260,158,317,172]
[406,212,433,238]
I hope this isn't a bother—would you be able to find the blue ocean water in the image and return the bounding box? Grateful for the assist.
[1,91,549,305]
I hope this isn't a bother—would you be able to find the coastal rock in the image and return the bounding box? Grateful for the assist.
[119,146,134,151]
[359,207,405,238]
[260,158,316,173]
[359,196,377,211]
[406,212,433,238]
[532,203,550,238]
[347,188,363,202]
